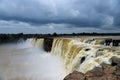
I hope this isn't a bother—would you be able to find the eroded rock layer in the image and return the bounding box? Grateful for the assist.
[64,57,120,80]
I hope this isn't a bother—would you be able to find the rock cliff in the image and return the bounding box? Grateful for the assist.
[64,57,120,80]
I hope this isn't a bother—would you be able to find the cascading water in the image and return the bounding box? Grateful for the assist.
[51,38,120,74]
[26,38,44,48]
[0,37,120,80]
[0,38,66,80]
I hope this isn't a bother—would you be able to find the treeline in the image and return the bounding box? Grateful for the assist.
[28,32,120,37]
[0,32,120,38]
[52,32,120,37]
[0,32,120,43]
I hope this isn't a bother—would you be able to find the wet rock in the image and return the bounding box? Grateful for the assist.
[85,65,117,80]
[116,64,120,80]
[64,63,119,80]
[64,71,85,80]
[102,63,116,74]
[96,50,104,57]
[105,39,112,46]
[85,48,91,51]
[110,56,120,65]
[43,38,53,52]
[80,57,86,64]
[64,48,120,80]
[113,40,120,46]
[85,67,104,77]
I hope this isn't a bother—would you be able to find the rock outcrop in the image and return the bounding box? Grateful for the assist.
[64,57,120,80]
[105,39,120,46]
[43,38,53,52]
[64,71,85,80]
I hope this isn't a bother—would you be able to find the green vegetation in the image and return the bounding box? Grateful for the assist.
[0,32,120,44]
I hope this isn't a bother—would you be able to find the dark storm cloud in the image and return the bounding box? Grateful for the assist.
[0,0,119,33]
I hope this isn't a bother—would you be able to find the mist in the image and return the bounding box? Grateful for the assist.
[0,41,66,80]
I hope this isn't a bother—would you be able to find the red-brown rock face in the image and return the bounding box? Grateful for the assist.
[64,57,120,80]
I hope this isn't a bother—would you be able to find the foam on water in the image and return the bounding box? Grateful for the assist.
[0,41,66,80]
[51,38,120,73]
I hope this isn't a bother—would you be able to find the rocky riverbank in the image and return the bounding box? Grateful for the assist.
[64,56,120,80]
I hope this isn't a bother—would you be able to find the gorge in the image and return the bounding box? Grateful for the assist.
[0,37,120,80]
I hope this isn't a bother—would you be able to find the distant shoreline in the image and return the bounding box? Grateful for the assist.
[0,33,120,38]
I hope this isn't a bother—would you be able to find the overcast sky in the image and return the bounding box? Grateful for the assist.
[0,0,120,34]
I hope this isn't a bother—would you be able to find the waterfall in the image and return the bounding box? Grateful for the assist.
[0,37,119,80]
[26,38,44,48]
[51,38,120,74]
[0,38,66,80]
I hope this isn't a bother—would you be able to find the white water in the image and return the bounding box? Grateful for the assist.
[0,40,66,80]
[0,37,120,80]
[52,38,120,73]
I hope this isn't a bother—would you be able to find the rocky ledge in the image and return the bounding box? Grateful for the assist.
[64,56,120,80]
[44,38,53,52]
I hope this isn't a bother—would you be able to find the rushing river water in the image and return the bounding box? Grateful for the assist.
[0,41,66,80]
[0,38,120,80]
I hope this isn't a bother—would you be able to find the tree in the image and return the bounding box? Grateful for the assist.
[53,32,57,36]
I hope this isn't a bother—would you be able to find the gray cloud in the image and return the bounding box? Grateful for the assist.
[0,0,120,33]
[0,20,119,34]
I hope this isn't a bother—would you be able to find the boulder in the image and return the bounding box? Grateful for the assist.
[110,56,120,65]
[64,71,85,80]
[64,63,119,80]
